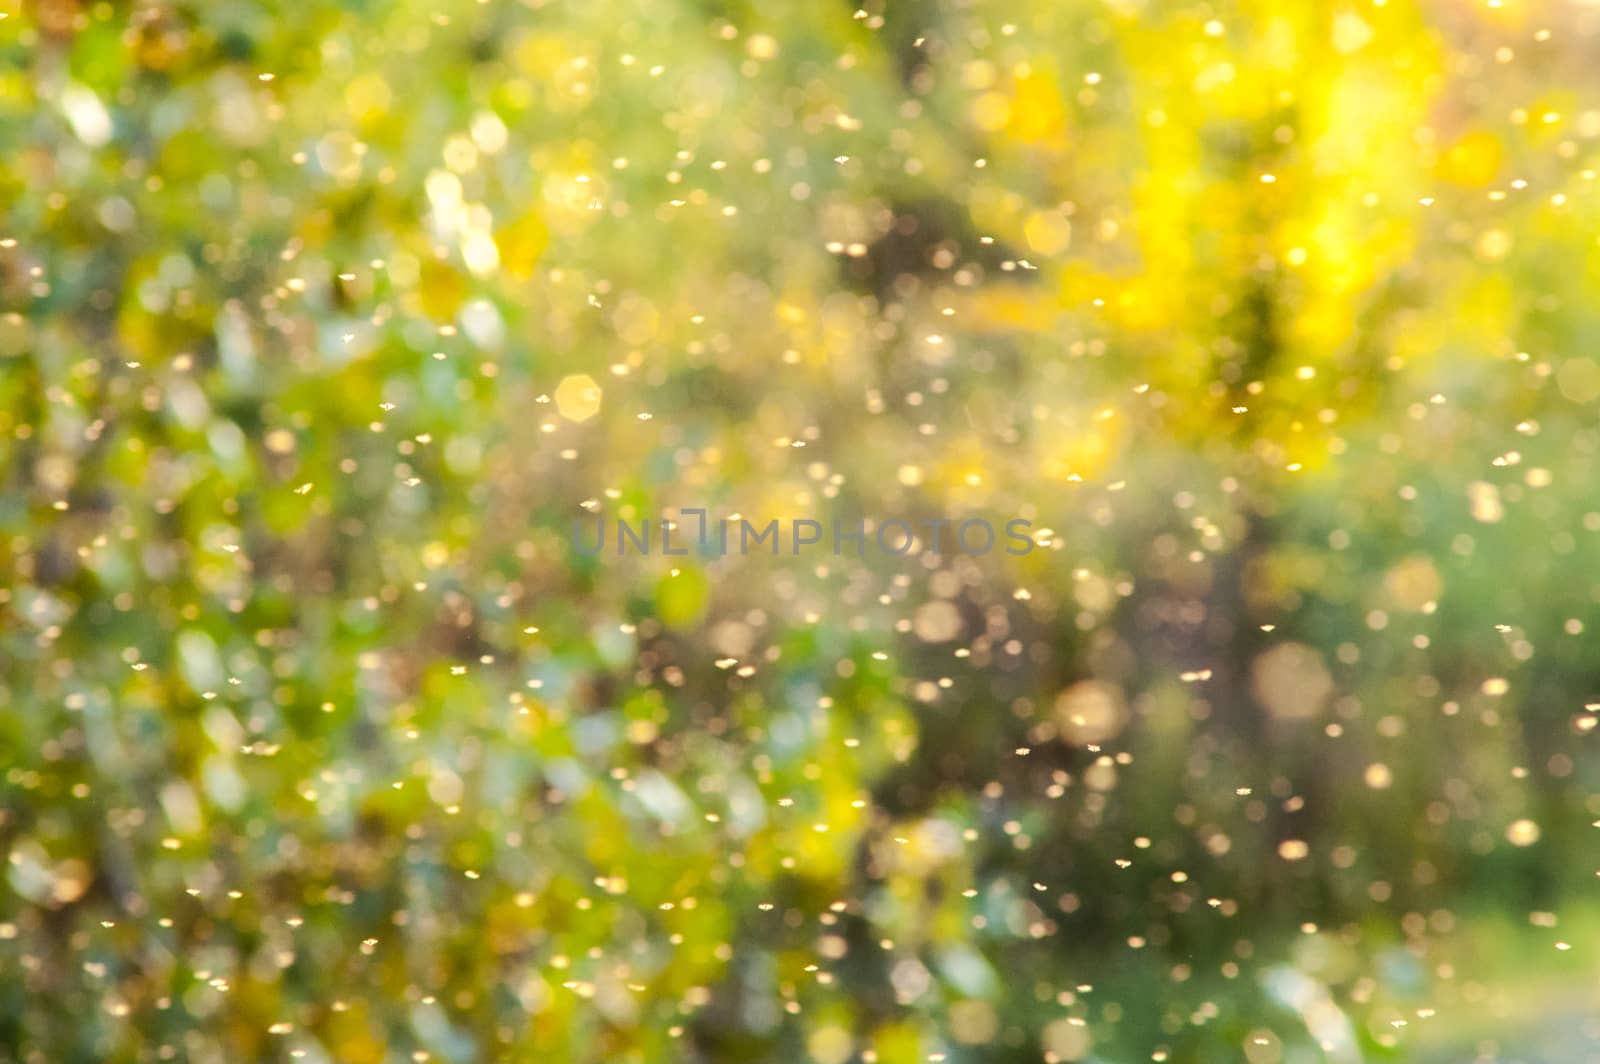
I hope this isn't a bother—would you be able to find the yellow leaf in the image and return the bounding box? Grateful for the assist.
[418,259,466,322]
[496,210,550,281]
[1009,71,1068,145]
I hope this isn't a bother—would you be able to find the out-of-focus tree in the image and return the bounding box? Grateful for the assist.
[4,1,1600,1062]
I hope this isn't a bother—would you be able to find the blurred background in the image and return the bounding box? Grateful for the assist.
[4,0,1600,1060]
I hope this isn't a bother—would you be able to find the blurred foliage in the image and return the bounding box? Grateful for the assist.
[4,0,1600,1061]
